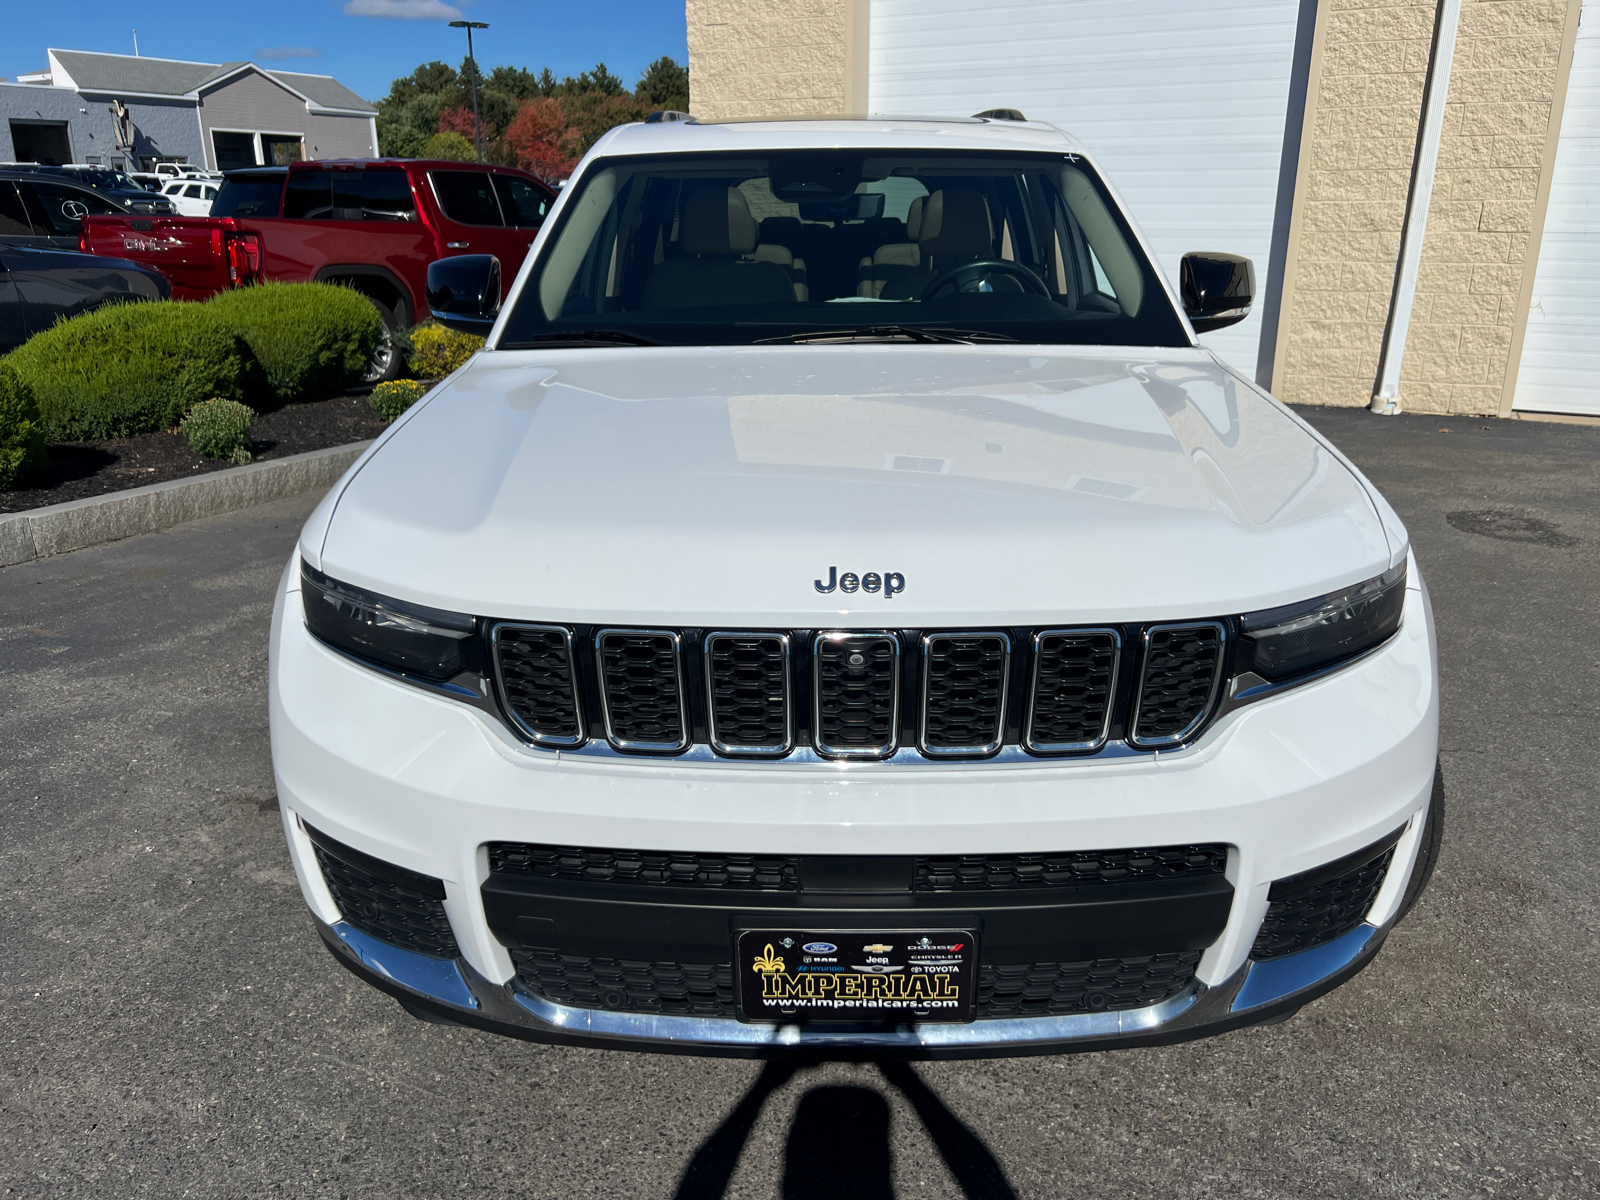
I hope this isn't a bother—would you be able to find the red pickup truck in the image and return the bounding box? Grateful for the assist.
[79,159,555,380]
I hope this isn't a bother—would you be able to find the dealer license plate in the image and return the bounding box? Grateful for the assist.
[735,929,977,1023]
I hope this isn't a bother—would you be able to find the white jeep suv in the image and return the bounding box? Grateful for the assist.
[269,115,1440,1057]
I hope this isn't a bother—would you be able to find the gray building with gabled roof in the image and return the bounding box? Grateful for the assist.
[2,48,376,172]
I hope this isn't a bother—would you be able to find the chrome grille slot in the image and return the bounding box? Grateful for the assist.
[813,632,900,758]
[920,633,1010,756]
[705,632,792,756]
[1026,629,1120,753]
[595,629,689,752]
[493,623,584,746]
[1131,622,1225,747]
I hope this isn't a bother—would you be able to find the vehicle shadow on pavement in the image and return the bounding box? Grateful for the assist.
[671,1060,1018,1199]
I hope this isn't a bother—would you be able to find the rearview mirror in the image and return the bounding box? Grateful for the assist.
[1180,253,1254,333]
[426,254,501,335]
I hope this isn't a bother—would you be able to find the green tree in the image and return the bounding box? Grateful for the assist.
[423,131,476,161]
[636,56,689,111]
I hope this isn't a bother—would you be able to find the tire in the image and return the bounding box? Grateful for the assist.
[1396,758,1445,922]
[361,298,406,384]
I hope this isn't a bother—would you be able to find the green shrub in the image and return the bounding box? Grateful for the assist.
[407,321,484,377]
[206,282,383,400]
[370,379,427,421]
[180,398,255,464]
[1,301,247,441]
[0,362,48,490]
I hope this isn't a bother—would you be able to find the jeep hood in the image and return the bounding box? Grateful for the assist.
[313,345,1396,625]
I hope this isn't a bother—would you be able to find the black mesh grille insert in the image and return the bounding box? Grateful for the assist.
[978,952,1201,1018]
[1252,847,1394,960]
[1027,630,1119,751]
[814,633,899,757]
[1133,623,1224,745]
[512,949,735,1017]
[921,634,1009,754]
[597,630,687,749]
[489,843,802,891]
[707,634,790,754]
[916,845,1228,891]
[495,625,581,744]
[313,842,459,960]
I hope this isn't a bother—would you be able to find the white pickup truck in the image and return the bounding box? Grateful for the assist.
[269,114,1440,1057]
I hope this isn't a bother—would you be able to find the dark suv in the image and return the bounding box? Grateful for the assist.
[0,170,172,250]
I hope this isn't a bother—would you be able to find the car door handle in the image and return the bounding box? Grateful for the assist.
[447,241,469,249]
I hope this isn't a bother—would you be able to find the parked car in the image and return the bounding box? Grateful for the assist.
[161,178,218,217]
[0,240,169,353]
[16,166,176,216]
[79,158,555,380]
[0,171,156,251]
[128,172,165,193]
[153,162,218,183]
[267,116,1441,1056]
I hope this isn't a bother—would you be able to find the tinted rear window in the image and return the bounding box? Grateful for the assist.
[431,171,503,226]
[213,176,285,218]
[333,169,416,220]
[283,170,333,219]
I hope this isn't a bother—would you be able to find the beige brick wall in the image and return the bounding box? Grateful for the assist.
[1274,0,1440,410]
[1397,0,1575,413]
[687,0,851,120]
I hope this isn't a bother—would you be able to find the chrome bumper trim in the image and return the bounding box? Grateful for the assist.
[1230,923,1377,1012]
[319,918,1388,1053]
[329,921,480,1010]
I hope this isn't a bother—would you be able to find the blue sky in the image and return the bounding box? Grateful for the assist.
[4,0,688,103]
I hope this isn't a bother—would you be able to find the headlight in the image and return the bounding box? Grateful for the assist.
[301,563,479,681]
[1238,563,1406,681]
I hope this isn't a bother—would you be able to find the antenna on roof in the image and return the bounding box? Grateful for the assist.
[133,30,140,57]
[972,107,1026,122]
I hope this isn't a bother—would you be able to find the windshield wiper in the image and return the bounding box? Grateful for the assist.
[502,330,664,348]
[755,325,1016,345]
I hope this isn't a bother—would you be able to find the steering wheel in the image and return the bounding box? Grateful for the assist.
[919,259,1051,302]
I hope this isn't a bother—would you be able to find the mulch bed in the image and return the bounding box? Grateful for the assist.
[2,385,435,516]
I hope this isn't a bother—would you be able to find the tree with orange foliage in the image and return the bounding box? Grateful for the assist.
[504,97,583,184]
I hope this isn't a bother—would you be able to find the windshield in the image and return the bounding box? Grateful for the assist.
[498,150,1187,348]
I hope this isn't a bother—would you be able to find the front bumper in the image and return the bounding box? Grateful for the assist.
[271,556,1438,1056]
[312,908,1396,1059]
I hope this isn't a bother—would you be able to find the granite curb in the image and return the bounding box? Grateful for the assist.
[0,440,372,568]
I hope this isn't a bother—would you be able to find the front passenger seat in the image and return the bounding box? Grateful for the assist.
[640,187,796,310]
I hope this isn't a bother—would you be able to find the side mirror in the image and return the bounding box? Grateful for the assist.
[426,254,501,335]
[1180,253,1254,333]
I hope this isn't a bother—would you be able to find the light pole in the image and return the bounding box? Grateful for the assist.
[448,20,490,163]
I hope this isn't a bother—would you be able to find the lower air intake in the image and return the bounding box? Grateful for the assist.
[977,951,1201,1018]
[1253,844,1394,960]
[311,830,459,960]
[512,949,735,1018]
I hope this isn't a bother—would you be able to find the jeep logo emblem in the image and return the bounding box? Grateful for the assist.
[814,567,904,598]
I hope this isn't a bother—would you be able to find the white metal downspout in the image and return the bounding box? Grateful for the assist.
[1371,0,1463,414]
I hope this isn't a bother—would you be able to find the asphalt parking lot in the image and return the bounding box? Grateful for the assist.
[3,405,1598,1199]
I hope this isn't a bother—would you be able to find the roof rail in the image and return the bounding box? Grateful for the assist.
[972,108,1027,122]
[645,110,694,124]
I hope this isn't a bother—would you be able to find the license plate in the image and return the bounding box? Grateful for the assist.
[735,929,977,1023]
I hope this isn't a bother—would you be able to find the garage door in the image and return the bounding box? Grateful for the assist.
[870,0,1308,379]
[1513,2,1600,416]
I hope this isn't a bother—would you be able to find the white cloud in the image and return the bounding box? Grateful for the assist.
[256,46,323,60]
[343,0,465,18]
